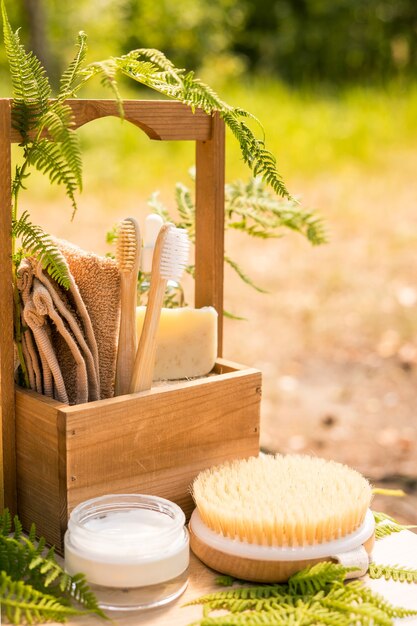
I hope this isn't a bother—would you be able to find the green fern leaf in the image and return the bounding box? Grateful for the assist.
[26,139,79,214]
[0,509,12,536]
[12,211,70,288]
[42,102,82,190]
[369,562,417,584]
[185,584,292,607]
[288,562,356,596]
[0,571,88,624]
[372,510,416,540]
[59,31,88,98]
[1,0,51,137]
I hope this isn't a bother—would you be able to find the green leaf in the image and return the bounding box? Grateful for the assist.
[288,562,356,595]
[0,510,107,622]
[369,562,417,584]
[12,211,71,289]
[26,139,79,214]
[59,31,88,98]
[1,0,51,137]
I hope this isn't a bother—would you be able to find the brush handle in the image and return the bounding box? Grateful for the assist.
[129,224,171,393]
[115,272,139,396]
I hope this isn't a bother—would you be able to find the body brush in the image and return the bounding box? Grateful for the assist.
[190,454,375,582]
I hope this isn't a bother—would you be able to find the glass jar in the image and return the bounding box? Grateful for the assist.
[64,494,189,611]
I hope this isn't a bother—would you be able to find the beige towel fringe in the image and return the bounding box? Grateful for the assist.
[33,264,100,402]
[23,297,69,404]
[32,279,89,405]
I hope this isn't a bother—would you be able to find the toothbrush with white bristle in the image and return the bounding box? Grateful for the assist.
[115,217,141,396]
[129,223,189,393]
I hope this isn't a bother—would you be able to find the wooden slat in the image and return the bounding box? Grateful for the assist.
[9,99,212,142]
[195,112,225,355]
[15,389,65,547]
[0,99,15,512]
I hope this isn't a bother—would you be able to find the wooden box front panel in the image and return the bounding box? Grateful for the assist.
[15,361,261,551]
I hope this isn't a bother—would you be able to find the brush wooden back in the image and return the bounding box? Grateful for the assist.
[0,98,225,512]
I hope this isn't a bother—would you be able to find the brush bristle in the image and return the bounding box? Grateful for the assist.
[116,218,140,271]
[192,454,372,548]
[160,227,189,281]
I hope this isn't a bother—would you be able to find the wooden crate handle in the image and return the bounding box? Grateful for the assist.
[0,98,226,512]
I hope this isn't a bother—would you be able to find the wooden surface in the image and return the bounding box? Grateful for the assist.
[195,112,225,355]
[43,530,417,626]
[0,99,15,512]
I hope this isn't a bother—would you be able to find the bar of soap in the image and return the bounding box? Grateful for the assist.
[136,306,218,380]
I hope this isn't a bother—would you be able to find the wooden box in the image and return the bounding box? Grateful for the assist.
[16,360,260,552]
[0,99,261,551]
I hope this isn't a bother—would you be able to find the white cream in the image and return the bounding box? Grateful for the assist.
[64,494,189,594]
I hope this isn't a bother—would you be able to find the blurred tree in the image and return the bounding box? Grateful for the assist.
[1,0,416,86]
[22,0,58,83]
[234,0,417,84]
[119,0,248,81]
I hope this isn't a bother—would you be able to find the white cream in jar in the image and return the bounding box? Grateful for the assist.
[64,494,189,611]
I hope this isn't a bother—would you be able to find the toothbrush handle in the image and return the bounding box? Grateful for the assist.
[115,273,138,396]
[129,224,171,393]
[129,275,166,393]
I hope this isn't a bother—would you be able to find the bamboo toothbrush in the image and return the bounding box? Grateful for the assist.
[190,454,375,582]
[115,217,141,396]
[129,223,189,393]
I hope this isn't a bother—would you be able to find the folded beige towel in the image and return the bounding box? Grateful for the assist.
[17,258,43,395]
[23,296,69,404]
[17,238,120,404]
[33,261,100,403]
[17,253,101,404]
[55,239,121,400]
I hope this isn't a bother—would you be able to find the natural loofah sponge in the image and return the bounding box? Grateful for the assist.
[192,454,372,548]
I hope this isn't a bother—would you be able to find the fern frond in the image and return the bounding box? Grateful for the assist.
[0,571,88,625]
[0,509,12,536]
[343,580,417,618]
[26,139,79,214]
[12,211,70,288]
[369,562,417,584]
[59,31,88,98]
[185,584,292,606]
[372,510,417,538]
[1,0,51,137]
[288,562,356,595]
[41,102,82,190]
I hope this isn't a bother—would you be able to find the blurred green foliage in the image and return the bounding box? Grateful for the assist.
[1,0,416,89]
